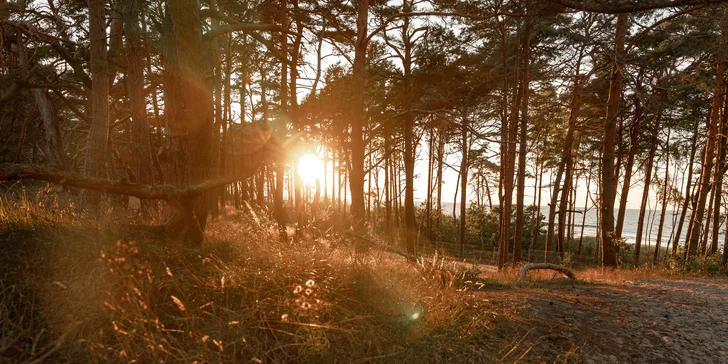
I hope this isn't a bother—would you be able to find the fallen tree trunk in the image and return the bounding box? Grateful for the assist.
[518,263,576,280]
[0,143,271,242]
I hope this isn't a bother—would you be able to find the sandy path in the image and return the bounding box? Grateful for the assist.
[478,278,728,363]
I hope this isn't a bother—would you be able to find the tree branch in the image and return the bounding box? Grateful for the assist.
[544,0,727,14]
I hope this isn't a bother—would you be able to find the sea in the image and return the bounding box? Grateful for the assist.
[438,202,725,246]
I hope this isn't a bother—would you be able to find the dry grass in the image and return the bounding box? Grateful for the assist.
[5,187,722,363]
[0,189,515,363]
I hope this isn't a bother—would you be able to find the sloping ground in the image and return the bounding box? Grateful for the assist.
[477,278,728,363]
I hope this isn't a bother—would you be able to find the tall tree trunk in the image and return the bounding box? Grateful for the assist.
[459,115,469,259]
[654,130,671,264]
[162,0,214,242]
[673,121,700,254]
[701,186,715,255]
[514,16,531,264]
[274,0,289,239]
[290,0,304,237]
[634,106,662,267]
[349,0,370,226]
[123,0,153,188]
[531,157,545,251]
[497,15,510,269]
[578,164,593,254]
[710,92,728,254]
[558,153,575,256]
[546,70,584,258]
[616,84,643,239]
[84,0,110,208]
[601,11,628,267]
[436,124,444,234]
[426,128,434,242]
[403,8,416,255]
[686,22,725,259]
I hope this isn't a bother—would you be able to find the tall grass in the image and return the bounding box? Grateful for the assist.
[0,189,513,363]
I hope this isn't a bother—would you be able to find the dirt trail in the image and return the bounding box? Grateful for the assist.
[478,278,728,363]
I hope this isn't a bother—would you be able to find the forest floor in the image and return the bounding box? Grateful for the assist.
[475,275,728,363]
[2,192,728,363]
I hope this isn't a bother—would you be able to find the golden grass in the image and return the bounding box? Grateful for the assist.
[4,187,723,363]
[0,190,509,363]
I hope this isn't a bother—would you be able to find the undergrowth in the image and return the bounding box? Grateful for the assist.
[0,189,513,363]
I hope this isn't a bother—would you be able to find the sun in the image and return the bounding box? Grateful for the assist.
[297,153,323,184]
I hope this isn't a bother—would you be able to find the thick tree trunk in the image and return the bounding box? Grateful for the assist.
[162,0,214,243]
[349,0,369,226]
[601,12,628,267]
[32,88,65,168]
[122,0,153,188]
[84,0,110,207]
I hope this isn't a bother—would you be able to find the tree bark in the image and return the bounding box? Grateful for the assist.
[673,120,700,254]
[634,105,662,266]
[654,129,671,264]
[710,92,728,255]
[514,16,531,264]
[615,83,643,240]
[162,0,215,243]
[32,88,65,168]
[84,0,110,207]
[459,115,469,259]
[601,11,628,267]
[122,0,154,187]
[349,0,370,227]
[686,22,725,259]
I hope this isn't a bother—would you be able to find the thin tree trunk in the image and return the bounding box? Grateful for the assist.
[700,186,714,255]
[546,59,585,257]
[514,16,531,264]
[686,20,725,259]
[634,105,662,267]
[654,130,671,264]
[531,157,544,251]
[710,91,728,254]
[274,0,289,239]
[673,121,700,254]
[616,82,643,239]
[459,115,469,259]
